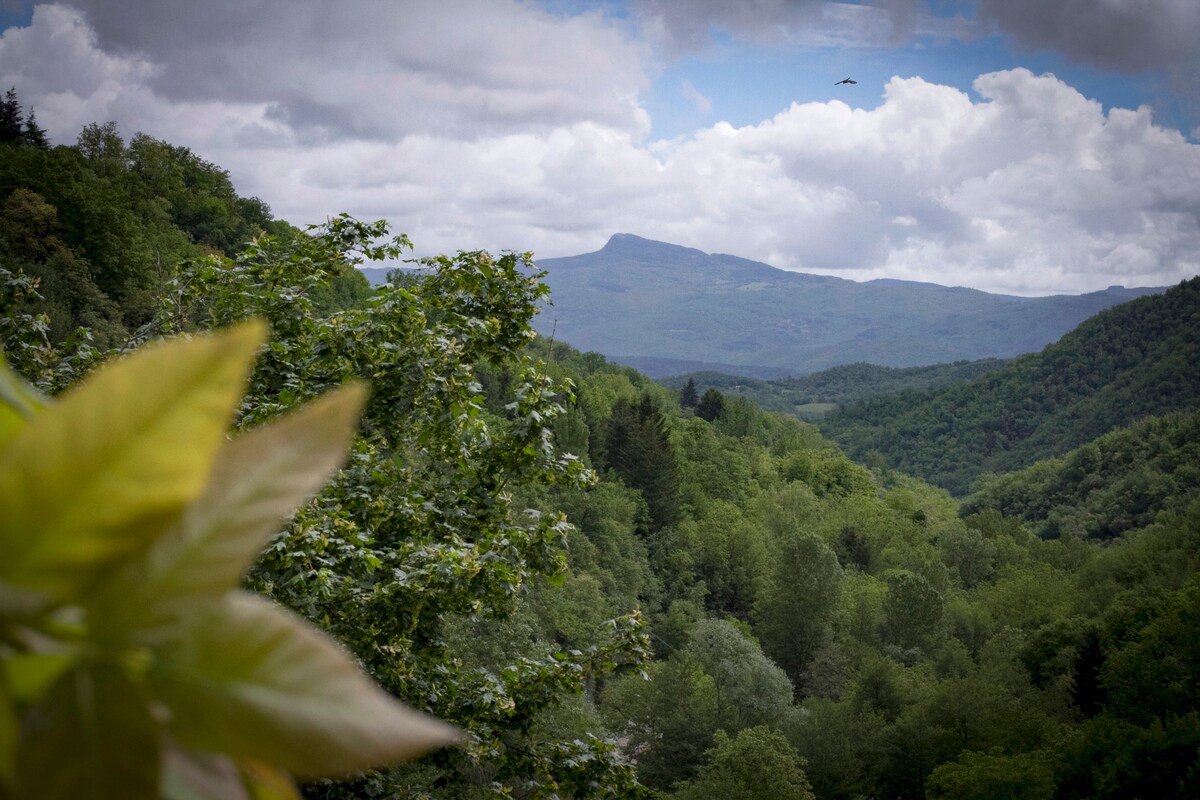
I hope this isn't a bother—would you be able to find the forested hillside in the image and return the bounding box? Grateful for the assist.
[660,358,1008,419]
[0,93,369,356]
[962,410,1200,541]
[821,278,1200,495]
[4,111,1199,800]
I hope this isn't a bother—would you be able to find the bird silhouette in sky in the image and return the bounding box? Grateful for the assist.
[835,77,857,85]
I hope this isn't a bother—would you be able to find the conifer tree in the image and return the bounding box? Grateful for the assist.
[680,376,699,408]
[22,107,48,149]
[603,394,681,532]
[696,387,725,422]
[0,87,23,143]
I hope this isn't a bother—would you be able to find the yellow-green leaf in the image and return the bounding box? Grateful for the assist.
[14,664,160,800]
[94,383,367,637]
[153,592,458,778]
[0,357,44,447]
[0,321,265,601]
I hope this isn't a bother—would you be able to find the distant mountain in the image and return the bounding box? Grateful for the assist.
[820,278,1200,495]
[532,234,1163,377]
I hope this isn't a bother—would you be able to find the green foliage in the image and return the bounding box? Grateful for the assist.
[0,88,47,149]
[549,480,661,617]
[964,410,1200,540]
[683,619,793,731]
[124,133,266,256]
[7,116,1200,799]
[0,322,454,799]
[602,656,720,791]
[600,394,681,532]
[0,88,20,143]
[823,278,1200,494]
[1,187,126,347]
[695,388,724,422]
[754,532,843,688]
[926,749,1056,800]
[131,216,649,797]
[662,358,1008,418]
[673,726,814,800]
[670,501,771,617]
[0,111,287,356]
[1102,574,1200,725]
[1055,714,1200,800]
[881,569,945,653]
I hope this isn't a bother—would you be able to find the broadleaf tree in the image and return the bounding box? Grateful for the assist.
[134,216,650,797]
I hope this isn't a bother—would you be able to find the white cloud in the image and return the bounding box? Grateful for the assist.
[2,5,1199,296]
[631,69,1200,293]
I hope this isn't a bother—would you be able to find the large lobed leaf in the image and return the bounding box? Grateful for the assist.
[152,592,459,778]
[0,321,265,602]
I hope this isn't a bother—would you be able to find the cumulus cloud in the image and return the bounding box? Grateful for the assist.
[1,4,1199,296]
[636,69,1200,293]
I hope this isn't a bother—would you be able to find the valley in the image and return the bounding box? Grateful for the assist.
[2,116,1199,800]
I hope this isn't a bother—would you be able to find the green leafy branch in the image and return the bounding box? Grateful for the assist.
[0,320,456,800]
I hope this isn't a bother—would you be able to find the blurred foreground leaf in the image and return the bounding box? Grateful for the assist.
[0,322,456,799]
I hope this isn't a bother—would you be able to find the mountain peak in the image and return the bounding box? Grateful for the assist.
[600,233,708,261]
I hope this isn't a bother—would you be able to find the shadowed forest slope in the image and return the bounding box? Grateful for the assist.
[820,278,1200,494]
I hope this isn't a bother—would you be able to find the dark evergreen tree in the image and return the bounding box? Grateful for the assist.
[680,376,699,408]
[696,387,725,422]
[0,87,23,143]
[22,108,49,149]
[603,394,681,532]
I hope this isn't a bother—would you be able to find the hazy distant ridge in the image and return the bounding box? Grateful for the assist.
[526,234,1163,377]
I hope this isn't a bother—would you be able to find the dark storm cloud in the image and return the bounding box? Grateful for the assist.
[979,0,1200,73]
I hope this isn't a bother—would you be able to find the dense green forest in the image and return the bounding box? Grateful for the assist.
[660,358,1008,419]
[3,97,1199,799]
[820,281,1200,495]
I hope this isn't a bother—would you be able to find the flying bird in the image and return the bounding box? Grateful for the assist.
[835,77,857,85]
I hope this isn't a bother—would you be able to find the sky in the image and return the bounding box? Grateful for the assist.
[2,0,1200,296]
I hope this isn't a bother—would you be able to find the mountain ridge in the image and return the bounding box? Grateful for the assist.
[525,234,1164,377]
